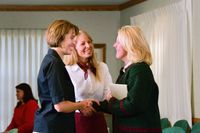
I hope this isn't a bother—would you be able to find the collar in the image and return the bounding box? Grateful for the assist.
[48,48,61,60]
[123,61,133,72]
[67,64,80,72]
[77,62,90,72]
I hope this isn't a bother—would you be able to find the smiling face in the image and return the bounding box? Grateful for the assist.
[60,29,77,55]
[16,89,24,102]
[75,32,93,62]
[113,35,127,62]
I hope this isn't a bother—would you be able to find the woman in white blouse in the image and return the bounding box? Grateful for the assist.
[64,30,112,133]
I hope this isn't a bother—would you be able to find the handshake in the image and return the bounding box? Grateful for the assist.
[78,92,112,116]
[78,99,101,117]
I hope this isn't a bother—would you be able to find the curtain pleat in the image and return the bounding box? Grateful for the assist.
[131,0,192,126]
[192,0,200,119]
[0,29,47,131]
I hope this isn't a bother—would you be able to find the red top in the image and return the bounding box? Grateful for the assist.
[6,99,39,133]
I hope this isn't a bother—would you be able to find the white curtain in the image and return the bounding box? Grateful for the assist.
[131,0,192,125]
[0,29,47,131]
[192,0,200,119]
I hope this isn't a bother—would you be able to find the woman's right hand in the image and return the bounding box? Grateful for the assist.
[79,99,99,116]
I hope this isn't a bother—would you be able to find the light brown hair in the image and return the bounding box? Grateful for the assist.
[46,20,79,47]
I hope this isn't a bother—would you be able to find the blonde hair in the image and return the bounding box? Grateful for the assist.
[46,20,79,47]
[118,25,152,65]
[64,31,102,82]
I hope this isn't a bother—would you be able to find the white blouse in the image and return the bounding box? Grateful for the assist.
[65,62,112,101]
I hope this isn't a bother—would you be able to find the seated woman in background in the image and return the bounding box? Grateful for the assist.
[4,83,39,133]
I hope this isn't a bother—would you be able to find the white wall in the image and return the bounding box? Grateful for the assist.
[0,11,122,81]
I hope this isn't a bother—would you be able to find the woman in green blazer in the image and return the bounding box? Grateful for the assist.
[95,26,162,133]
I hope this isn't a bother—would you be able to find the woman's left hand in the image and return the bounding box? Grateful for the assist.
[105,91,112,101]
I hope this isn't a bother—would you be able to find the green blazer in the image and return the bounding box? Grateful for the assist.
[99,62,162,133]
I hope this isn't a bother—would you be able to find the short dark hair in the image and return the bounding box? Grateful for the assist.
[15,83,36,107]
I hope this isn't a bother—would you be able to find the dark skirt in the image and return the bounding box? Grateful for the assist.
[75,112,108,133]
